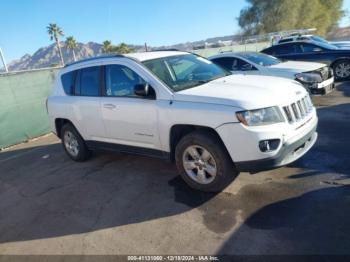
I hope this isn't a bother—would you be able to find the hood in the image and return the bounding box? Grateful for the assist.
[269,61,325,73]
[174,74,307,110]
[330,41,350,47]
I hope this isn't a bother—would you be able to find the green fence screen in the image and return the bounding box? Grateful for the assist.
[0,68,59,148]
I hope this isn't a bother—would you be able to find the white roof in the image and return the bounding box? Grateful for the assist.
[125,51,188,62]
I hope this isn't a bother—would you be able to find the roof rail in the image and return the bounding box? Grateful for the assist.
[64,54,125,67]
[150,48,181,52]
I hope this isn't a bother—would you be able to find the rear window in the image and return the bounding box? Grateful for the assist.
[60,71,75,95]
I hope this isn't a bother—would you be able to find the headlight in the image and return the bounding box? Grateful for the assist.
[295,73,322,83]
[236,107,284,126]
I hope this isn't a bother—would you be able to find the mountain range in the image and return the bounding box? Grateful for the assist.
[3,34,240,72]
[3,26,350,72]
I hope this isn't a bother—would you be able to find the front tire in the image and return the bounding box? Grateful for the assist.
[175,130,238,192]
[333,59,350,81]
[61,123,91,161]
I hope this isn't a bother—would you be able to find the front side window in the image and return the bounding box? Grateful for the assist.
[213,57,257,71]
[77,66,100,96]
[299,43,323,53]
[233,58,257,71]
[241,53,281,66]
[105,65,146,97]
[211,57,234,71]
[142,54,230,92]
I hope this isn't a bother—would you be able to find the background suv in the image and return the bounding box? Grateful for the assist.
[48,51,318,192]
[262,40,350,81]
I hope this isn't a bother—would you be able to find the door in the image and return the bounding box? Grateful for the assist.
[292,43,328,64]
[100,64,160,149]
[70,66,106,141]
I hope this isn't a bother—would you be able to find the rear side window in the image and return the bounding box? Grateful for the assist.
[278,38,292,44]
[274,44,296,55]
[60,71,75,95]
[76,66,100,96]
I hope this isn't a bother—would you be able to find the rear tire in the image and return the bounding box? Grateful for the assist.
[61,123,91,162]
[175,130,238,192]
[333,59,350,81]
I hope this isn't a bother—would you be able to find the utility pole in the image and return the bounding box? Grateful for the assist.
[0,47,9,73]
[144,42,148,52]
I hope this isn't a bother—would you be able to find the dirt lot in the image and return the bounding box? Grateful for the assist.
[0,82,349,255]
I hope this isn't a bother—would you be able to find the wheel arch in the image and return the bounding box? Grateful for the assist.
[55,118,76,138]
[169,124,227,162]
[330,57,350,69]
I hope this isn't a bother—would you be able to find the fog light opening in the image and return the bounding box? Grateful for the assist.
[259,139,280,152]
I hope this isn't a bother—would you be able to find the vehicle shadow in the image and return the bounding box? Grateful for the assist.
[0,142,224,244]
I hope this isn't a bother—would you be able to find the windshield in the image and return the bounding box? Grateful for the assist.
[240,52,281,66]
[314,41,339,50]
[311,36,329,44]
[142,54,230,92]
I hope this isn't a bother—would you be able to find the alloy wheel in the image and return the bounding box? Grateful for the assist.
[335,62,350,79]
[182,145,217,185]
[64,131,79,157]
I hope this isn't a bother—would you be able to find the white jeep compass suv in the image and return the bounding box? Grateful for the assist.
[48,51,318,192]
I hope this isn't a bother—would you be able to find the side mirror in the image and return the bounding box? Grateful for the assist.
[134,83,149,96]
[134,83,156,99]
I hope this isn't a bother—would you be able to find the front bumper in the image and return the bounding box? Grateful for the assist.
[301,77,335,96]
[234,125,317,173]
[216,109,318,173]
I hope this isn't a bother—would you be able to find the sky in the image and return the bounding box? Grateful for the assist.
[0,0,349,63]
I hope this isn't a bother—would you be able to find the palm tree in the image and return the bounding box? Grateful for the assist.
[66,36,77,61]
[47,23,65,66]
[102,40,113,53]
[115,43,134,54]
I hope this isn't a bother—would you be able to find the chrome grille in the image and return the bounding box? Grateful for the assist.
[282,95,313,123]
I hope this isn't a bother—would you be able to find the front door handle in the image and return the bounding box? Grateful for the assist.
[103,103,116,109]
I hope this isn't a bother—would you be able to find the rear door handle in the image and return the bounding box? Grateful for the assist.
[103,103,116,109]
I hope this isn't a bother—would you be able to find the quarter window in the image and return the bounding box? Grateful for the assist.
[61,71,75,95]
[105,65,146,97]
